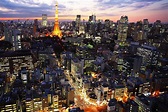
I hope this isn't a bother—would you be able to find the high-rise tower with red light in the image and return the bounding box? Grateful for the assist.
[52,1,62,38]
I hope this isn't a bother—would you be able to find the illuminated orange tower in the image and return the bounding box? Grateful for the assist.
[52,1,62,38]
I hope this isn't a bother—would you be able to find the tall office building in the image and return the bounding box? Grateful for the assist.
[142,19,149,40]
[104,19,111,30]
[154,20,162,28]
[12,30,22,51]
[135,21,143,41]
[0,22,4,38]
[42,14,47,27]
[117,16,128,43]
[4,26,21,51]
[52,2,62,38]
[123,55,142,77]
[87,14,96,36]
[33,19,38,37]
[89,14,96,23]
[76,15,81,28]
[137,45,160,70]
[4,27,12,42]
[153,20,162,35]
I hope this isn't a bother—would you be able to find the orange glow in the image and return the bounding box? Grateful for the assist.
[116,96,123,102]
[84,105,107,112]
[91,72,97,78]
[0,36,5,41]
[130,96,135,100]
[45,33,49,37]
[52,2,62,38]
[122,92,129,103]
[84,106,99,112]
[97,105,107,111]
[37,110,46,112]
[74,94,107,112]
[115,91,129,103]
[152,90,160,97]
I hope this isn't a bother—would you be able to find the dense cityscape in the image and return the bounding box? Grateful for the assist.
[0,1,168,112]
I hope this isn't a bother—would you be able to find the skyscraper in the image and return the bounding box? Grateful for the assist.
[89,14,96,23]
[4,25,21,51]
[33,19,38,37]
[12,30,22,50]
[153,20,162,35]
[142,19,149,40]
[76,15,81,28]
[117,16,128,43]
[52,2,62,38]
[135,21,143,41]
[42,14,47,27]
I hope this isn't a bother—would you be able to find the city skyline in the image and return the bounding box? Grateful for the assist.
[0,1,168,112]
[0,0,168,23]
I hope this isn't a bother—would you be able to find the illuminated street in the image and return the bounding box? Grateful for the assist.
[64,70,107,111]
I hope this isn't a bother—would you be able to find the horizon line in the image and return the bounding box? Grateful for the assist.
[0,16,167,23]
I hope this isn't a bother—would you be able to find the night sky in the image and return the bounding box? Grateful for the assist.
[0,0,168,22]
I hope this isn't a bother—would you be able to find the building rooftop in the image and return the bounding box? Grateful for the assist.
[108,98,117,106]
[0,50,32,58]
[0,92,18,106]
[141,44,157,51]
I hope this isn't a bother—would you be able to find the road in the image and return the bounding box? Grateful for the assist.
[64,70,107,112]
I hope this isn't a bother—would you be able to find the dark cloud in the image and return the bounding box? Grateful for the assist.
[161,3,168,9]
[132,2,153,9]
[151,2,168,10]
[0,0,66,18]
[0,0,167,19]
[97,0,163,10]
[135,0,162,2]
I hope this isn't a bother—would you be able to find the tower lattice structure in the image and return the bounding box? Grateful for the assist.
[52,1,62,38]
